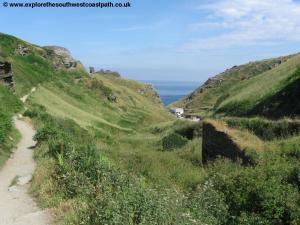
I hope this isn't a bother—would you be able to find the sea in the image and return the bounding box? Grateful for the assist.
[144,80,201,106]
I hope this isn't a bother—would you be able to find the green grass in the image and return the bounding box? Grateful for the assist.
[225,117,300,140]
[173,54,295,116]
[4,32,300,225]
[216,55,300,117]
[200,118,300,224]
[0,84,22,168]
[29,112,209,225]
[0,126,21,168]
[31,85,131,132]
[27,77,203,190]
[1,32,206,223]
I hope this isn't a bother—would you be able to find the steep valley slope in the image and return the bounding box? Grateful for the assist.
[173,53,300,118]
[1,33,300,225]
[0,33,206,224]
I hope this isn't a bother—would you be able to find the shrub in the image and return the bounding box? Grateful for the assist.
[174,122,202,140]
[32,115,199,225]
[185,181,229,225]
[225,117,300,140]
[162,133,188,151]
[205,157,300,225]
[23,104,46,118]
[87,78,113,98]
[0,112,12,143]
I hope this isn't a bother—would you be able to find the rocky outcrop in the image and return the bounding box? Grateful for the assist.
[202,120,260,165]
[15,44,30,56]
[0,61,14,87]
[44,46,84,70]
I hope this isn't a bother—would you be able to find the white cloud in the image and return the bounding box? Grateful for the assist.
[183,0,300,50]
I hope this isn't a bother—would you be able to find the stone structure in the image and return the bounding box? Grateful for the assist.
[0,61,14,87]
[44,46,83,70]
[202,120,256,165]
[89,67,95,74]
[15,44,30,56]
[107,94,118,103]
[170,108,184,118]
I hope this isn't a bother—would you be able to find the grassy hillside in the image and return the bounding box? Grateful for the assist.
[173,54,297,117]
[2,32,300,225]
[216,55,300,117]
[0,33,211,224]
[0,36,22,166]
[171,52,300,224]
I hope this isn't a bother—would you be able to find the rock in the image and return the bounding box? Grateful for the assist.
[31,87,36,93]
[0,61,14,87]
[8,185,19,192]
[138,88,146,95]
[15,44,30,56]
[44,46,83,70]
[107,94,118,103]
[17,174,33,186]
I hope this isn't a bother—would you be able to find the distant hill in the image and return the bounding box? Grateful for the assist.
[172,53,300,118]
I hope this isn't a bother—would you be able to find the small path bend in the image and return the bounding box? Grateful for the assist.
[0,118,51,225]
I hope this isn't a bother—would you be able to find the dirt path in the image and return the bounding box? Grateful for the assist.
[0,118,51,225]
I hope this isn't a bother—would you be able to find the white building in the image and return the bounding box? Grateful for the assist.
[171,108,184,118]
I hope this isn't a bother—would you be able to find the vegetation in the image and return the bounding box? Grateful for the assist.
[216,64,300,117]
[162,133,188,151]
[31,114,182,224]
[0,84,21,167]
[0,112,20,167]
[173,54,298,118]
[172,50,300,224]
[204,155,300,225]
[1,32,300,225]
[225,117,300,140]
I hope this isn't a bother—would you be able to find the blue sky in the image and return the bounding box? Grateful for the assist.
[1,0,300,81]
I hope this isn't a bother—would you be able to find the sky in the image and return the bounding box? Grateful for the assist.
[1,0,300,81]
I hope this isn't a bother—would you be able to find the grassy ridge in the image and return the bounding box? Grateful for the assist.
[173,53,297,117]
[216,55,300,117]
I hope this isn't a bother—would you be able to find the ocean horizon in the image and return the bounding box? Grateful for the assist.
[143,80,202,106]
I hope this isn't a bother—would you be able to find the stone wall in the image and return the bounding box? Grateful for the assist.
[202,120,257,165]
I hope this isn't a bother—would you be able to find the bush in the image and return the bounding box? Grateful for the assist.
[0,112,12,143]
[87,78,113,98]
[162,133,188,151]
[174,122,202,140]
[205,157,300,225]
[225,117,300,140]
[185,181,229,225]
[33,115,198,225]
[23,104,46,118]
